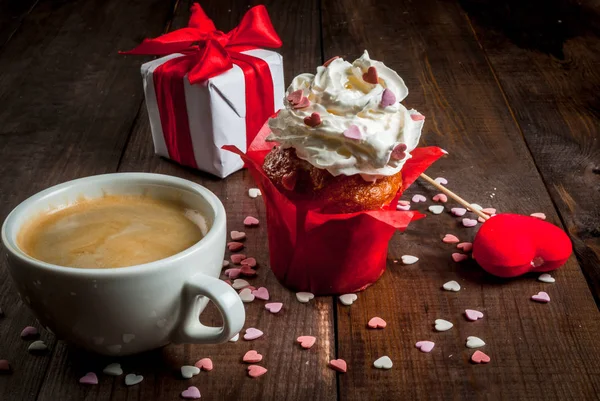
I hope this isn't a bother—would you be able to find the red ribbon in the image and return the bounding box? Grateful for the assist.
[122,4,282,169]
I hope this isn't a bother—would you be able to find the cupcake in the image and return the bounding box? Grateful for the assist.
[224,51,444,294]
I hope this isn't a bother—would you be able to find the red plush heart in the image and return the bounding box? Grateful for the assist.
[472,214,572,278]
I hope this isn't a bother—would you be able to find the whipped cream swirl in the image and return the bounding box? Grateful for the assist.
[267,51,424,180]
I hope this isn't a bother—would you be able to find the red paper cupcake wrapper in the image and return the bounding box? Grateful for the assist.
[224,122,444,295]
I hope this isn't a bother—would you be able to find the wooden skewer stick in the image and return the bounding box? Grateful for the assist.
[419,173,489,221]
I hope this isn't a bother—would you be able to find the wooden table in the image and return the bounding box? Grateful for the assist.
[1,0,599,400]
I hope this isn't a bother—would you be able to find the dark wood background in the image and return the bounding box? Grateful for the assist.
[1,0,599,400]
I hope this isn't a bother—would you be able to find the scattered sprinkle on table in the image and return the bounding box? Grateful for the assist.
[28,340,47,352]
[367,317,387,329]
[20,326,38,338]
[79,372,98,385]
[103,363,123,376]
[401,255,419,265]
[194,358,213,371]
[265,302,283,313]
[296,292,314,303]
[124,374,143,386]
[465,309,484,321]
[328,359,347,373]
[530,212,546,220]
[244,328,263,340]
[452,253,469,262]
[538,274,555,283]
[243,350,263,363]
[181,366,200,379]
[181,386,202,399]
[432,193,448,203]
[248,188,262,198]
[451,207,467,216]
[442,234,460,244]
[442,280,461,292]
[471,350,491,364]
[297,336,316,349]
[466,336,485,348]
[531,291,550,303]
[412,194,426,203]
[429,205,444,214]
[434,319,453,331]
[434,177,448,185]
[252,287,269,300]
[373,356,393,369]
[247,365,267,378]
[415,341,435,353]
[244,216,260,226]
[339,294,357,306]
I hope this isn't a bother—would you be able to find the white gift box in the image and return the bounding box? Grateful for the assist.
[141,49,284,178]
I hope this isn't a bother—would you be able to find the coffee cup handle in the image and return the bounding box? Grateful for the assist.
[172,273,245,344]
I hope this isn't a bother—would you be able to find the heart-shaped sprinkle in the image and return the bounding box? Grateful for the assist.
[343,125,362,140]
[244,328,264,341]
[243,350,263,363]
[194,358,213,371]
[391,143,407,160]
[412,194,426,203]
[339,294,357,306]
[452,253,469,262]
[230,231,246,241]
[240,265,257,277]
[442,280,461,292]
[482,208,496,215]
[398,200,410,206]
[462,218,478,227]
[239,288,255,303]
[247,365,267,378]
[224,268,241,279]
[451,207,467,216]
[232,279,250,290]
[397,204,410,211]
[362,66,378,84]
[457,242,473,252]
[401,255,419,265]
[0,360,10,372]
[471,350,491,364]
[531,291,550,303]
[79,372,98,385]
[443,234,460,244]
[469,204,483,211]
[367,317,387,329]
[478,216,487,223]
[265,302,283,313]
[181,365,200,379]
[304,112,322,127]
[227,242,244,252]
[20,326,38,338]
[244,216,259,226]
[434,319,454,332]
[538,273,555,283]
[28,340,47,352]
[229,334,239,342]
[465,309,484,321]
[466,336,485,348]
[252,287,269,301]
[410,113,425,121]
[222,260,230,268]
[181,386,201,399]
[248,188,261,198]
[530,212,546,220]
[415,341,435,353]
[125,374,143,386]
[287,90,303,105]
[429,205,444,215]
[297,335,316,349]
[241,257,257,268]
[292,96,310,109]
[102,362,123,376]
[432,193,448,203]
[328,359,347,373]
[380,88,396,107]
[323,56,340,67]
[231,254,246,264]
[296,292,314,303]
[434,177,448,185]
[373,356,393,369]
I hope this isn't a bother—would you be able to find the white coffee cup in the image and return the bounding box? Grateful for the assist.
[1,173,245,355]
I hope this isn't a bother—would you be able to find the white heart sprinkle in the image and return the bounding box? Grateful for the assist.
[239,288,255,303]
[28,340,47,352]
[232,279,250,290]
[181,365,200,379]
[103,363,123,376]
[373,356,393,369]
[125,373,143,386]
[442,280,461,292]
[229,333,239,342]
[248,188,262,198]
[401,255,419,265]
[538,273,555,283]
[296,292,315,303]
[434,177,448,185]
[122,334,135,343]
[466,336,485,348]
[429,205,444,215]
[469,204,483,211]
[339,294,357,306]
[434,319,454,332]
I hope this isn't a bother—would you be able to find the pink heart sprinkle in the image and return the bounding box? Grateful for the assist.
[380,88,396,107]
[252,287,270,301]
[410,113,425,121]
[434,177,448,185]
[230,231,246,241]
[531,212,546,220]
[244,328,264,341]
[397,204,410,211]
[367,317,387,329]
[452,253,469,262]
[244,216,259,226]
[227,242,244,251]
[243,350,263,363]
[465,309,484,321]
[194,358,213,371]
[328,359,347,373]
[415,341,435,353]
[343,125,362,140]
[304,112,322,127]
[432,193,448,203]
[398,200,410,206]
[241,257,257,268]
[478,216,487,223]
[292,96,310,109]
[231,254,247,264]
[451,207,467,217]
[531,292,550,303]
[79,372,98,385]
[442,234,460,244]
[265,302,283,313]
[287,90,303,105]
[412,194,426,203]
[20,326,38,338]
[0,360,10,371]
[181,386,201,399]
[224,268,241,279]
[240,265,257,277]
[391,143,407,160]
[297,335,317,349]
[462,218,478,227]
[247,365,268,378]
[471,350,491,364]
[457,242,473,252]
[482,208,496,215]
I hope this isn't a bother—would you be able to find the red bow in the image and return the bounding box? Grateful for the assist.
[121,3,282,84]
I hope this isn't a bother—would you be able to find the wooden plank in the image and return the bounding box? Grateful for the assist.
[0,0,176,400]
[0,0,38,48]
[321,0,600,400]
[34,1,335,400]
[460,0,600,302]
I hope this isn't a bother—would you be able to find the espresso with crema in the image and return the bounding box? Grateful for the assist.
[17,195,206,269]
